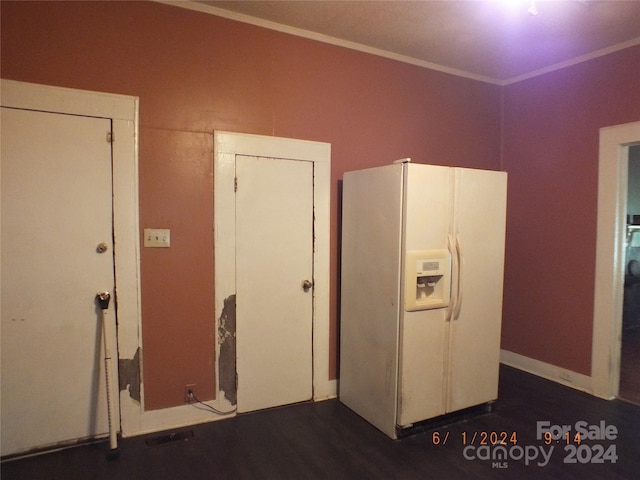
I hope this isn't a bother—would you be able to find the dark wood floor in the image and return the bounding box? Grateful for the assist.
[2,365,639,479]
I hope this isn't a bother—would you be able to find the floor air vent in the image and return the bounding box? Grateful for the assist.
[145,430,195,447]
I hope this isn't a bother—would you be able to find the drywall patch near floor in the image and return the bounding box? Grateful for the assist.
[119,347,141,403]
[218,294,237,405]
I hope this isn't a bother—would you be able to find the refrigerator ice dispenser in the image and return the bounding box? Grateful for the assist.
[404,249,451,311]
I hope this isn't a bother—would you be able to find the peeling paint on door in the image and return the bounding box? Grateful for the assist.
[118,347,141,403]
[218,294,236,405]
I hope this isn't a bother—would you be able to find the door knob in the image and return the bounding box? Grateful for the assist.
[302,279,314,292]
[96,242,109,253]
[96,291,111,310]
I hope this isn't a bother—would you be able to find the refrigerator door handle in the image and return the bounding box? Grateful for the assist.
[446,234,457,322]
[453,233,464,320]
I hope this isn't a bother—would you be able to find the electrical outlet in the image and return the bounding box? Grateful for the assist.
[185,384,196,403]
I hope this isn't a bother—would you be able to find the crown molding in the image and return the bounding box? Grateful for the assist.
[156,1,640,87]
[155,0,502,85]
[502,36,640,85]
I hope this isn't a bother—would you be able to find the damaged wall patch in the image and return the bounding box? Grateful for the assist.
[119,347,141,403]
[218,294,236,405]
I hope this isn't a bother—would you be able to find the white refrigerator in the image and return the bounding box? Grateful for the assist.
[339,159,507,439]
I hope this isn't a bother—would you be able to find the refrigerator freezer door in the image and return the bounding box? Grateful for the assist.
[397,163,452,427]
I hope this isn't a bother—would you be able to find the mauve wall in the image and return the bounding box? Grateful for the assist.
[1,1,501,409]
[501,46,640,375]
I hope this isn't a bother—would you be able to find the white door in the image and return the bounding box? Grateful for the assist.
[1,107,116,456]
[235,155,314,413]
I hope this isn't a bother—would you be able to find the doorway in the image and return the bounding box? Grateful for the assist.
[235,155,314,412]
[213,131,333,410]
[0,79,146,443]
[592,120,640,400]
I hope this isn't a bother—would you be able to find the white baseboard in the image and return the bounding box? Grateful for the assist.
[121,379,339,439]
[500,349,592,394]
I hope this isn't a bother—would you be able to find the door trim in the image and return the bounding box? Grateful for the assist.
[214,131,334,402]
[592,120,640,399]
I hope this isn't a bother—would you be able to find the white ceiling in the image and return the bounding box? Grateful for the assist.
[181,0,640,84]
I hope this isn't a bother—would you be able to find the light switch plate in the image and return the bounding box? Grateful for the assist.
[144,228,170,248]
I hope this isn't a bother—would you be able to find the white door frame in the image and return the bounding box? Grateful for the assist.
[2,80,225,439]
[214,131,334,402]
[0,79,144,434]
[592,120,640,399]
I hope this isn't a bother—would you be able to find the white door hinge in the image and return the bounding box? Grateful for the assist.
[234,176,238,192]
[106,132,114,143]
